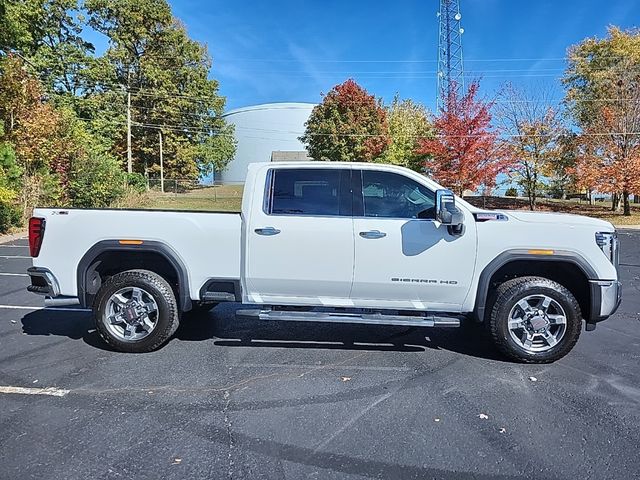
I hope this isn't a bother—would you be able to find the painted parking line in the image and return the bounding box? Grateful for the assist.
[0,273,29,277]
[0,245,29,248]
[0,256,30,259]
[0,386,70,397]
[0,305,90,312]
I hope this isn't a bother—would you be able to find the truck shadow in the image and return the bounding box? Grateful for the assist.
[176,304,505,361]
[19,304,505,361]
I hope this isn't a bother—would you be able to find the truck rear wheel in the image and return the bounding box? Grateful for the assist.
[94,269,180,353]
[488,276,582,363]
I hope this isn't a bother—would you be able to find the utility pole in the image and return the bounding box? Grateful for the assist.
[437,0,465,111]
[126,90,132,174]
[159,130,164,193]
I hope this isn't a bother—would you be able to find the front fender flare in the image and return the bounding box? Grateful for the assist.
[473,249,597,322]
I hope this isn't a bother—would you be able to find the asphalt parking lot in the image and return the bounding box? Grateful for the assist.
[0,233,639,480]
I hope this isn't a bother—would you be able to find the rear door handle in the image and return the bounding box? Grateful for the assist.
[359,230,386,239]
[255,227,281,236]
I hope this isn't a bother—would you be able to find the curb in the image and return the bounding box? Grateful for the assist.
[0,231,28,245]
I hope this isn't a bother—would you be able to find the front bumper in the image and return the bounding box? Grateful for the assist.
[588,279,622,326]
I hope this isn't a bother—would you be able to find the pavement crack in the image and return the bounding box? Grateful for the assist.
[223,390,235,480]
[312,389,395,453]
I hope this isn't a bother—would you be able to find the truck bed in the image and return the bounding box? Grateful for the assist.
[31,208,242,300]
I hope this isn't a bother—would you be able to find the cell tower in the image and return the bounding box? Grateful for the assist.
[437,0,465,110]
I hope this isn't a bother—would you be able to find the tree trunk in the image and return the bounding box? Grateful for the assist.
[623,190,631,216]
[530,188,536,211]
[611,193,619,212]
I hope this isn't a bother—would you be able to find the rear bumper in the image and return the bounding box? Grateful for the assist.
[27,267,80,307]
[27,267,60,297]
[588,280,622,326]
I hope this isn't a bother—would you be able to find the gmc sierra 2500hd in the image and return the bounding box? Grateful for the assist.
[27,162,621,363]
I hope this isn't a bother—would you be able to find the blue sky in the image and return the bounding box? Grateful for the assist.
[87,0,639,111]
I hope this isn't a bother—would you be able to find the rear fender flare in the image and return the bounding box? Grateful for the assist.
[76,240,192,311]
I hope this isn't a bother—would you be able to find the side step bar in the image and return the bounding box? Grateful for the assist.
[236,309,461,328]
[202,291,236,303]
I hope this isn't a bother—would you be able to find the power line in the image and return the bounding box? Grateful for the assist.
[75,117,640,139]
[213,55,635,64]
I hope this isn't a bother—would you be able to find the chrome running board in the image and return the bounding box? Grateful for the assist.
[235,309,461,328]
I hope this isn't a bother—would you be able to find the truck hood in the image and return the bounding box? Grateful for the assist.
[503,210,615,231]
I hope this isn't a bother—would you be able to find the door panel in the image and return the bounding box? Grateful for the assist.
[245,167,354,303]
[351,170,476,310]
[352,217,476,309]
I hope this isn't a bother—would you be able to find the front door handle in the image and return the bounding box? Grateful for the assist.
[255,227,281,236]
[359,230,386,239]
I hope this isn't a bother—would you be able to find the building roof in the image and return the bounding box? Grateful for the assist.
[223,102,317,118]
[271,151,312,162]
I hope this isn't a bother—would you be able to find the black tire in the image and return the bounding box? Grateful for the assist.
[488,276,582,363]
[94,269,180,353]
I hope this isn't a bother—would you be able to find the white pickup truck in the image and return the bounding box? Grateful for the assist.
[27,162,621,362]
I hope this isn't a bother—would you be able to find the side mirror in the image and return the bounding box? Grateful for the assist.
[435,189,464,235]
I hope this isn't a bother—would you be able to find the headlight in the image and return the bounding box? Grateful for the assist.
[595,232,619,265]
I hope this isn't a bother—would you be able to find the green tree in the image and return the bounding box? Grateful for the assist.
[563,27,640,215]
[0,0,43,54]
[300,79,389,161]
[85,0,235,179]
[564,27,640,127]
[0,55,134,215]
[378,95,432,172]
[0,0,94,97]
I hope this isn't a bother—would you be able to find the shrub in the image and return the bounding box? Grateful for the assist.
[126,172,147,193]
[0,186,21,233]
[68,153,127,208]
[0,142,23,232]
[505,187,519,197]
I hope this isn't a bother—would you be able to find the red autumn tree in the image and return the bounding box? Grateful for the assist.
[417,81,507,196]
[300,79,389,161]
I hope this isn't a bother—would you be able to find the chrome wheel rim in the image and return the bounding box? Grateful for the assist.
[508,294,567,353]
[104,287,159,342]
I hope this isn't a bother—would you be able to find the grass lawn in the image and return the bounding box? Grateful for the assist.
[465,196,640,228]
[146,184,244,212]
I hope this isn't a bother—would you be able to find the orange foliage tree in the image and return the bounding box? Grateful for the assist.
[573,81,640,216]
[0,55,84,211]
[417,81,508,196]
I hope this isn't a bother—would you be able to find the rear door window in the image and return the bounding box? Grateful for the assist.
[266,168,351,216]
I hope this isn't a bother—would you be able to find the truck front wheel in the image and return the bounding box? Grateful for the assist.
[488,276,582,363]
[94,269,180,353]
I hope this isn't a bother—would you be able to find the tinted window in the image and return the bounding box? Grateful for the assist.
[267,169,347,216]
[361,170,435,219]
